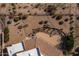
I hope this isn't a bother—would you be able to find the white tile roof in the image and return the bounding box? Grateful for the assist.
[7,42,24,56]
[16,48,40,56]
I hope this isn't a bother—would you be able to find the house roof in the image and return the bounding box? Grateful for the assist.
[16,48,40,56]
[6,42,24,56]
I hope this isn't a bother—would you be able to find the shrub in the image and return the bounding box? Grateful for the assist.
[14,17,20,22]
[69,20,74,24]
[18,13,22,16]
[62,34,74,52]
[64,18,68,22]
[35,4,40,8]
[59,21,64,25]
[18,26,22,29]
[22,15,27,20]
[76,16,79,20]
[44,21,48,24]
[11,3,15,6]
[4,27,9,43]
[62,7,65,10]
[70,27,74,31]
[55,15,62,20]
[39,21,43,25]
[13,10,16,14]
[4,27,9,34]
[7,21,11,24]
[44,5,56,15]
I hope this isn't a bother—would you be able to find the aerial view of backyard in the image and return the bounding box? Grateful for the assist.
[0,3,79,56]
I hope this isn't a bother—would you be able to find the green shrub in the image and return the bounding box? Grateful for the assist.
[62,34,74,51]
[14,17,20,22]
[4,27,9,43]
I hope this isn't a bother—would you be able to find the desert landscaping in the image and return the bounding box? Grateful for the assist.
[0,3,79,56]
